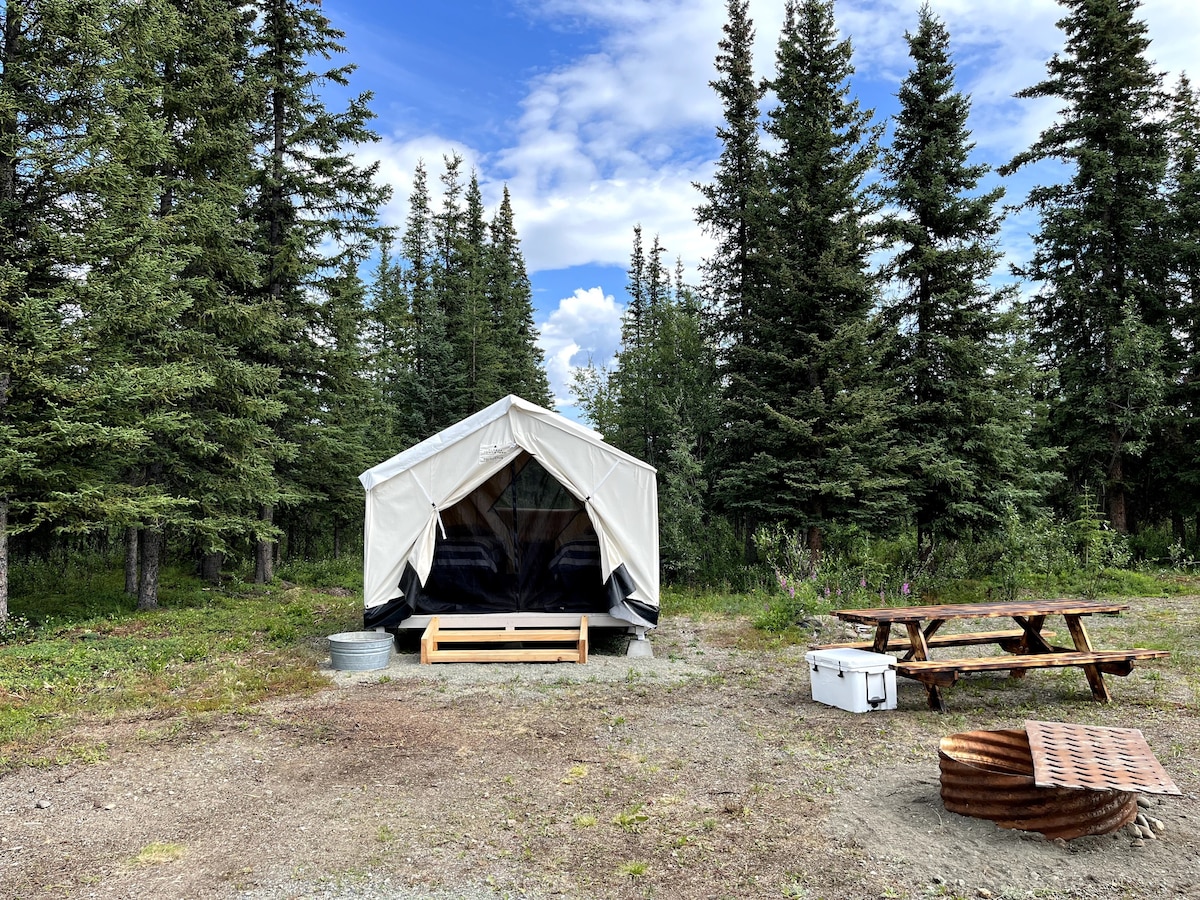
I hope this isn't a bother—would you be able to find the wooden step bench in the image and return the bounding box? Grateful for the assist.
[895,648,1170,688]
[420,615,588,664]
[811,629,1055,653]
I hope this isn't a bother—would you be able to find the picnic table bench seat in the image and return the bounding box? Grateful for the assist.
[895,648,1170,687]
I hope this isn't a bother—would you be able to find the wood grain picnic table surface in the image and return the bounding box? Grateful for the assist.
[829,598,1165,712]
[832,598,1129,626]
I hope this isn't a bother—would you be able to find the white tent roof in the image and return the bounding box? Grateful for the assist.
[359,395,659,626]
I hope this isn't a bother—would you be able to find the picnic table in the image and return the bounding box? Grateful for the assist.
[820,599,1169,712]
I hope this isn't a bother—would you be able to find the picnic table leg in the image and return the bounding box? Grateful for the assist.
[904,622,931,660]
[1065,614,1111,702]
[1008,615,1052,679]
[871,623,892,654]
[902,622,947,711]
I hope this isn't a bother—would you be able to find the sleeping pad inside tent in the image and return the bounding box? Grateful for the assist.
[358,395,660,631]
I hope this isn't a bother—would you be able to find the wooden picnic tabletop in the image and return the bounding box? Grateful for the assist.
[832,598,1130,626]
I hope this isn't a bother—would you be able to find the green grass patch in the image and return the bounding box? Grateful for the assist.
[1,563,363,769]
[660,585,772,618]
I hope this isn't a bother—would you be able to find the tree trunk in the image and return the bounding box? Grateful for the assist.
[0,369,8,621]
[333,525,341,560]
[916,513,934,564]
[201,551,222,585]
[742,517,757,565]
[124,527,139,596]
[0,497,9,622]
[137,528,161,611]
[806,524,824,576]
[0,12,16,621]
[1107,457,1128,534]
[255,504,274,584]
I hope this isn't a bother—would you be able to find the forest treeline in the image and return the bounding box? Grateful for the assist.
[0,0,549,618]
[573,0,1200,585]
[3,0,1199,622]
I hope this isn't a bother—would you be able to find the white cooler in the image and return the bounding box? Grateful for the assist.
[804,648,897,712]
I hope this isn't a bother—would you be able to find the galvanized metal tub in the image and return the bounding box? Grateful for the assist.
[328,631,393,671]
[939,728,1138,840]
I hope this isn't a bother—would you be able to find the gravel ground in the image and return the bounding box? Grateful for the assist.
[4,606,1198,900]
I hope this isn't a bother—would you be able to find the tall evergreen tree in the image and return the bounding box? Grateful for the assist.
[64,0,216,609]
[878,5,1047,549]
[247,0,390,578]
[1001,0,1170,533]
[612,226,672,465]
[365,235,420,452]
[301,255,374,559]
[401,160,456,437]
[488,186,552,406]
[599,229,720,581]
[429,152,473,422]
[695,0,766,339]
[136,0,285,588]
[1,0,102,618]
[459,170,500,412]
[1156,75,1200,541]
[712,0,906,558]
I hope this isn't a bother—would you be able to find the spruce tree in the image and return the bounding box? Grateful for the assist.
[149,0,285,586]
[695,0,766,337]
[878,5,1046,549]
[429,153,475,421]
[460,170,500,412]
[247,0,390,578]
[0,0,101,618]
[1156,76,1200,541]
[365,235,420,452]
[612,226,666,464]
[712,0,907,558]
[599,228,720,581]
[0,0,159,614]
[1001,0,1170,532]
[401,160,456,437]
[488,186,552,406]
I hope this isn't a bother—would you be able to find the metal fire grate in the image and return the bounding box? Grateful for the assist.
[1025,720,1181,795]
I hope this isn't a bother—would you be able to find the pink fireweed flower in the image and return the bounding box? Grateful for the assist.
[901,582,911,596]
[860,578,867,588]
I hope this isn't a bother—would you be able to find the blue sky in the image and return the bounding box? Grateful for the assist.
[323,0,1200,417]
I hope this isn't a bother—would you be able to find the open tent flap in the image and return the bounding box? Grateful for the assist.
[400,453,610,615]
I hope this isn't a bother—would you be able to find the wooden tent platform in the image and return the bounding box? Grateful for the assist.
[420,615,588,664]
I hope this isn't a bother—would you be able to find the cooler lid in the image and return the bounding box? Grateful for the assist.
[805,647,895,672]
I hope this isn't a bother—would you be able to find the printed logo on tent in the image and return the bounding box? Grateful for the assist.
[480,442,519,462]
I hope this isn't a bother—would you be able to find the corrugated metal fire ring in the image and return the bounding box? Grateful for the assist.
[938,727,1139,840]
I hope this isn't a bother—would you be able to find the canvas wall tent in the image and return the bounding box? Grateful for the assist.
[359,395,659,631]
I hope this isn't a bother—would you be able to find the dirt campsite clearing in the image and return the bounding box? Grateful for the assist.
[3,602,1198,900]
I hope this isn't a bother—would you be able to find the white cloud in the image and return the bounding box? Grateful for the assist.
[355,0,1200,411]
[537,286,624,407]
[485,0,731,274]
[362,0,1200,271]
